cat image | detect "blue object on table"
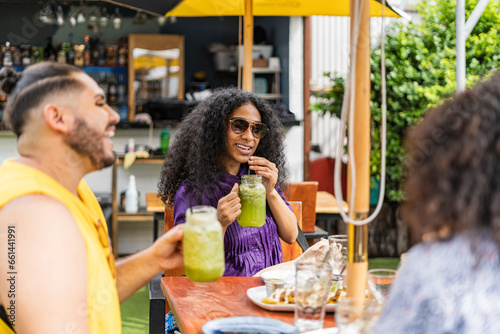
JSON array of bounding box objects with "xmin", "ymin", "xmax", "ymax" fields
[{"xmin": 202, "ymin": 316, "xmax": 298, "ymax": 334}]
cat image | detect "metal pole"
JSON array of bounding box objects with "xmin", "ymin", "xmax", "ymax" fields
[
  {"xmin": 456, "ymin": 0, "xmax": 466, "ymax": 92},
  {"xmin": 243, "ymin": 0, "xmax": 254, "ymax": 92},
  {"xmin": 346, "ymin": 0, "xmax": 370, "ymax": 300},
  {"xmin": 464, "ymin": 0, "xmax": 490, "ymax": 38}
]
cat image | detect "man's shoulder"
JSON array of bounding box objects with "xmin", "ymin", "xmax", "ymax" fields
[{"xmin": 0, "ymin": 194, "xmax": 75, "ymax": 229}]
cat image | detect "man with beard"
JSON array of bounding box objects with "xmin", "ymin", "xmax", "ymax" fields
[{"xmin": 0, "ymin": 62, "xmax": 183, "ymax": 333}]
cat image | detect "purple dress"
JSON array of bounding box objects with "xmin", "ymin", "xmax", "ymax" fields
[{"xmin": 174, "ymin": 164, "xmax": 291, "ymax": 276}]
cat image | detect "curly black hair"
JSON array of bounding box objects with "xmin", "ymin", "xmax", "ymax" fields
[
  {"xmin": 158, "ymin": 88, "xmax": 289, "ymax": 206},
  {"xmin": 403, "ymin": 72, "xmax": 500, "ymax": 244}
]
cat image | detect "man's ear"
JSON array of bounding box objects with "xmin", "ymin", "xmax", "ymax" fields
[{"xmin": 42, "ymin": 104, "xmax": 71, "ymax": 134}]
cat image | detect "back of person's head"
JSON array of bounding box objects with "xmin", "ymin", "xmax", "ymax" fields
[
  {"xmin": 403, "ymin": 73, "xmax": 500, "ymax": 244},
  {"xmin": 0, "ymin": 62, "xmax": 84, "ymax": 137}
]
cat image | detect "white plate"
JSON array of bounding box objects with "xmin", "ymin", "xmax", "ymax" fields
[
  {"xmin": 246, "ymin": 286, "xmax": 337, "ymax": 312},
  {"xmin": 260, "ymin": 270, "xmax": 296, "ymax": 286},
  {"xmin": 202, "ymin": 316, "xmax": 298, "ymax": 334}
]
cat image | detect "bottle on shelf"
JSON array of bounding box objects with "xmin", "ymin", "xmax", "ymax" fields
[
  {"xmin": 83, "ymin": 35, "xmax": 91, "ymax": 67},
  {"xmin": 99, "ymin": 72, "xmax": 109, "ymax": 100},
  {"xmin": 12, "ymin": 45, "xmax": 22, "ymax": 66},
  {"xmin": 57, "ymin": 43, "xmax": 67, "ymax": 64},
  {"xmin": 117, "ymin": 37, "xmax": 128, "ymax": 67},
  {"xmin": 117, "ymin": 73, "xmax": 126, "ymax": 104},
  {"xmin": 160, "ymin": 129, "xmax": 170, "ymax": 155},
  {"xmin": 108, "ymin": 73, "xmax": 118, "ymax": 106},
  {"xmin": 66, "ymin": 33, "xmax": 75, "ymax": 65},
  {"xmin": 44, "ymin": 37, "xmax": 56, "ymax": 62},
  {"xmin": 21, "ymin": 44, "xmax": 31, "ymax": 66},
  {"xmin": 2, "ymin": 42, "xmax": 13, "ymax": 67},
  {"xmin": 125, "ymin": 175, "xmax": 139, "ymax": 213}
]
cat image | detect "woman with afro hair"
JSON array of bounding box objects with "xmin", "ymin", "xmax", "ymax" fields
[{"xmin": 158, "ymin": 88, "xmax": 298, "ymax": 276}]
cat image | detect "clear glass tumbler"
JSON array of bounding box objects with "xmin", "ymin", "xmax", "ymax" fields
[{"xmin": 294, "ymin": 262, "xmax": 332, "ymax": 332}]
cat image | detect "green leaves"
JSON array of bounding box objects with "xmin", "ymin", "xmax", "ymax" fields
[{"xmin": 310, "ymin": 0, "xmax": 500, "ymax": 203}]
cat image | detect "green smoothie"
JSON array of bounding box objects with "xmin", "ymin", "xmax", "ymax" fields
[
  {"xmin": 238, "ymin": 175, "xmax": 266, "ymax": 227},
  {"xmin": 183, "ymin": 206, "xmax": 225, "ymax": 283}
]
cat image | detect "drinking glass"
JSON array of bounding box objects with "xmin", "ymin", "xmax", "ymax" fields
[
  {"xmin": 68, "ymin": 6, "xmax": 78, "ymax": 27},
  {"xmin": 56, "ymin": 6, "xmax": 65, "ymax": 26},
  {"xmin": 238, "ymin": 175, "xmax": 266, "ymax": 227},
  {"xmin": 335, "ymin": 297, "xmax": 382, "ymax": 334},
  {"xmin": 294, "ymin": 262, "xmax": 332, "ymax": 333},
  {"xmin": 112, "ymin": 8, "xmax": 122, "ymax": 30},
  {"xmin": 99, "ymin": 7, "xmax": 109, "ymax": 27},
  {"xmin": 367, "ymin": 268, "xmax": 396, "ymax": 304},
  {"xmin": 183, "ymin": 206, "xmax": 225, "ymax": 283},
  {"xmin": 328, "ymin": 234, "xmax": 348, "ymax": 279}
]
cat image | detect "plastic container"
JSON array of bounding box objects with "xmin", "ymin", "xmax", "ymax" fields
[
  {"xmin": 125, "ymin": 175, "xmax": 139, "ymax": 213},
  {"xmin": 238, "ymin": 175, "xmax": 266, "ymax": 227},
  {"xmin": 183, "ymin": 206, "xmax": 225, "ymax": 283},
  {"xmin": 160, "ymin": 129, "xmax": 170, "ymax": 155}
]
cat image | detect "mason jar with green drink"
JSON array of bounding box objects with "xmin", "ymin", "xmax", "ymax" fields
[
  {"xmin": 238, "ymin": 174, "xmax": 266, "ymax": 227},
  {"xmin": 183, "ymin": 205, "xmax": 225, "ymax": 282}
]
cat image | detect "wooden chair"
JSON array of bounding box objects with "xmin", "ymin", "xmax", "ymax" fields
[
  {"xmin": 286, "ymin": 181, "xmax": 319, "ymax": 232},
  {"xmin": 280, "ymin": 201, "xmax": 304, "ymax": 262}
]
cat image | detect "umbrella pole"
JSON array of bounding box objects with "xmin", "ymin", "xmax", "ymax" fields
[
  {"xmin": 242, "ymin": 0, "xmax": 254, "ymax": 92},
  {"xmin": 346, "ymin": 0, "xmax": 370, "ymax": 300}
]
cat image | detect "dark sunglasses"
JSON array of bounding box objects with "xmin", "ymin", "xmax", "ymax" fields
[{"xmin": 229, "ymin": 117, "xmax": 269, "ymax": 138}]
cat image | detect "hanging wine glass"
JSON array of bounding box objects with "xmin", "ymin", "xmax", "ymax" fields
[
  {"xmin": 68, "ymin": 6, "xmax": 78, "ymax": 27},
  {"xmin": 77, "ymin": 7, "xmax": 86, "ymax": 24},
  {"xmin": 56, "ymin": 6, "xmax": 65, "ymax": 26},
  {"xmin": 88, "ymin": 7, "xmax": 99, "ymax": 24},
  {"xmin": 112, "ymin": 8, "xmax": 122, "ymax": 30},
  {"xmin": 38, "ymin": 4, "xmax": 56, "ymax": 25},
  {"xmin": 133, "ymin": 10, "xmax": 148, "ymax": 25},
  {"xmin": 99, "ymin": 7, "xmax": 109, "ymax": 27},
  {"xmin": 157, "ymin": 15, "xmax": 167, "ymax": 26}
]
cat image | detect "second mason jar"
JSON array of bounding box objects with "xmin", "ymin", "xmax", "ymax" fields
[
  {"xmin": 238, "ymin": 174, "xmax": 266, "ymax": 227},
  {"xmin": 183, "ymin": 205, "xmax": 225, "ymax": 283}
]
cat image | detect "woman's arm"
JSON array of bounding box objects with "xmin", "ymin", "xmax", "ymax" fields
[{"xmin": 249, "ymin": 156, "xmax": 298, "ymax": 243}]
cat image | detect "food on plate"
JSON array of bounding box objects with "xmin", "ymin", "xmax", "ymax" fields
[{"xmin": 262, "ymin": 284, "xmax": 346, "ymax": 305}]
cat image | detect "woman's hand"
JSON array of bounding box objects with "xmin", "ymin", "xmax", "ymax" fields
[
  {"xmin": 217, "ymin": 183, "xmax": 241, "ymax": 230},
  {"xmin": 248, "ymin": 156, "xmax": 278, "ymax": 193}
]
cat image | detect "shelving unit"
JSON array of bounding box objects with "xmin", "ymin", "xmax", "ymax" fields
[
  {"xmin": 111, "ymin": 154, "xmax": 164, "ymax": 257},
  {"xmin": 215, "ymin": 67, "xmax": 282, "ymax": 103}
]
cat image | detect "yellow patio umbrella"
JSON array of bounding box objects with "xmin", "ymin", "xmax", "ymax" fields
[
  {"xmin": 167, "ymin": 0, "xmax": 401, "ymax": 17},
  {"xmin": 166, "ymin": 0, "xmax": 402, "ymax": 91}
]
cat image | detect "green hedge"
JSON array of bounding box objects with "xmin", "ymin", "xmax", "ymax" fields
[{"xmin": 311, "ymin": 0, "xmax": 500, "ymax": 203}]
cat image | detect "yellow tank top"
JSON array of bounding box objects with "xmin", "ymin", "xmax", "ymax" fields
[{"xmin": 0, "ymin": 159, "xmax": 121, "ymax": 333}]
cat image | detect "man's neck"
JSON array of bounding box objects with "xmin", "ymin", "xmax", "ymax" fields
[{"xmin": 15, "ymin": 154, "xmax": 89, "ymax": 197}]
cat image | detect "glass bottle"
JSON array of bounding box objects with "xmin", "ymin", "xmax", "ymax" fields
[
  {"xmin": 44, "ymin": 37, "xmax": 56, "ymax": 62},
  {"xmin": 183, "ymin": 206, "xmax": 225, "ymax": 283},
  {"xmin": 83, "ymin": 35, "xmax": 91, "ymax": 67},
  {"xmin": 2, "ymin": 42, "xmax": 13, "ymax": 67},
  {"xmin": 238, "ymin": 175, "xmax": 266, "ymax": 227},
  {"xmin": 160, "ymin": 129, "xmax": 170, "ymax": 155},
  {"xmin": 57, "ymin": 43, "xmax": 67, "ymax": 64},
  {"xmin": 108, "ymin": 73, "xmax": 118, "ymax": 105},
  {"xmin": 66, "ymin": 34, "xmax": 75, "ymax": 65}
]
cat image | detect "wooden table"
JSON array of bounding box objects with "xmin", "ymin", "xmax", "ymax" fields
[
  {"xmin": 315, "ymin": 191, "xmax": 349, "ymax": 235},
  {"xmin": 161, "ymin": 276, "xmax": 336, "ymax": 334}
]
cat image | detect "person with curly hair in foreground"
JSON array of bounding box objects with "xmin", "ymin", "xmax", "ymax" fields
[
  {"xmin": 373, "ymin": 73, "xmax": 500, "ymax": 333},
  {"xmin": 158, "ymin": 88, "xmax": 298, "ymax": 277}
]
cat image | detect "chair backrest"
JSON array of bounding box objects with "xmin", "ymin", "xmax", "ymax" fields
[
  {"xmin": 286, "ymin": 181, "xmax": 318, "ymax": 232},
  {"xmin": 310, "ymin": 157, "xmax": 347, "ymax": 197},
  {"xmin": 280, "ymin": 201, "xmax": 304, "ymax": 262},
  {"xmin": 164, "ymin": 204, "xmax": 185, "ymax": 277}
]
